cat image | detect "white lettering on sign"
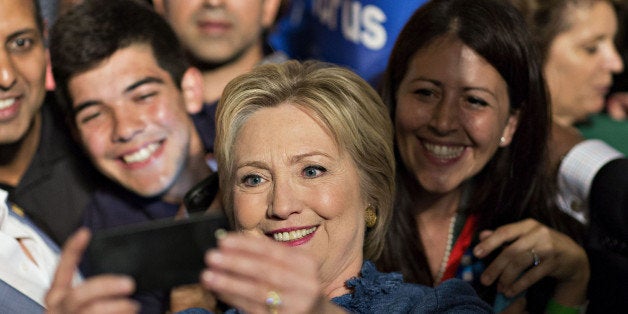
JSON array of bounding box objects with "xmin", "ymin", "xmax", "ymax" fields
[{"xmin": 313, "ymin": 0, "xmax": 387, "ymax": 51}]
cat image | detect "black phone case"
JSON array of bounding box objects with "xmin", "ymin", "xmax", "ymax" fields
[{"xmin": 85, "ymin": 213, "xmax": 230, "ymax": 291}]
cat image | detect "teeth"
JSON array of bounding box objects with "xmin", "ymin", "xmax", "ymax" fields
[
  {"xmin": 273, "ymin": 227, "xmax": 317, "ymax": 242},
  {"xmin": 122, "ymin": 143, "xmax": 160, "ymax": 163},
  {"xmin": 424, "ymin": 142, "xmax": 464, "ymax": 159},
  {"xmin": 0, "ymin": 98, "xmax": 16, "ymax": 110}
]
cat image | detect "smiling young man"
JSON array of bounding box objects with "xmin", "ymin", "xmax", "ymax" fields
[{"xmin": 49, "ymin": 0, "xmax": 214, "ymax": 311}]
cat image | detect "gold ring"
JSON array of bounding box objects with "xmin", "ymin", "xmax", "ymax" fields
[
  {"xmin": 265, "ymin": 290, "xmax": 282, "ymax": 314},
  {"xmin": 530, "ymin": 249, "xmax": 541, "ymax": 267}
]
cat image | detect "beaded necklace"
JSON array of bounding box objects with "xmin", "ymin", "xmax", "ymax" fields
[{"xmin": 434, "ymin": 213, "xmax": 457, "ymax": 284}]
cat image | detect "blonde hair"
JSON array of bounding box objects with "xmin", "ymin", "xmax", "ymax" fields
[{"xmin": 215, "ymin": 60, "xmax": 395, "ymax": 260}]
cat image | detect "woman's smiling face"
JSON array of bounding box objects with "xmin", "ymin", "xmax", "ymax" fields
[
  {"xmin": 231, "ymin": 102, "xmax": 366, "ymax": 286},
  {"xmin": 395, "ymin": 35, "xmax": 518, "ymax": 195}
]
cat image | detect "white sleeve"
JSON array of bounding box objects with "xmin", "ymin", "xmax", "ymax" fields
[{"xmin": 556, "ymin": 139, "xmax": 624, "ymax": 223}]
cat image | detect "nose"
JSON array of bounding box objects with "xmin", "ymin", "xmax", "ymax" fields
[
  {"xmin": 0, "ymin": 51, "xmax": 17, "ymax": 91},
  {"xmin": 203, "ymin": 0, "xmax": 224, "ymax": 7},
  {"xmin": 268, "ymin": 176, "xmax": 301, "ymax": 219},
  {"xmin": 111, "ymin": 106, "xmax": 146, "ymax": 142},
  {"xmin": 606, "ymin": 44, "xmax": 624, "ymax": 74},
  {"xmin": 428, "ymin": 95, "xmax": 459, "ymax": 136}
]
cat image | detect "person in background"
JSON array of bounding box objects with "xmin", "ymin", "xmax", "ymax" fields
[
  {"xmin": 511, "ymin": 0, "xmax": 628, "ymax": 311},
  {"xmin": 0, "ymin": 0, "xmax": 98, "ymax": 246},
  {"xmin": 605, "ymin": 0, "xmax": 627, "ymax": 120},
  {"xmin": 512, "ymin": 0, "xmax": 627, "ymax": 154},
  {"xmin": 49, "ymin": 0, "xmax": 214, "ymax": 311},
  {"xmin": 375, "ymin": 0, "xmax": 589, "ymax": 313},
  {"xmin": 152, "ymin": 0, "xmax": 288, "ymax": 157}
]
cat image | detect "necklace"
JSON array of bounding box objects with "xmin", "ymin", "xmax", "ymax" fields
[{"xmin": 434, "ymin": 213, "xmax": 457, "ymax": 284}]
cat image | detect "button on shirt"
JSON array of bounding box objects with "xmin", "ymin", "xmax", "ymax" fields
[{"xmin": 0, "ymin": 189, "xmax": 79, "ymax": 307}]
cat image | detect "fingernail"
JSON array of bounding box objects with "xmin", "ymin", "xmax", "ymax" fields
[
  {"xmin": 474, "ymin": 247, "xmax": 484, "ymax": 257},
  {"xmin": 207, "ymin": 251, "xmax": 223, "ymax": 265},
  {"xmin": 120, "ymin": 276, "xmax": 135, "ymax": 290},
  {"xmin": 202, "ymin": 270, "xmax": 214, "ymax": 283},
  {"xmin": 481, "ymin": 274, "xmax": 491, "ymax": 285},
  {"xmin": 215, "ymin": 228, "xmax": 227, "ymax": 240}
]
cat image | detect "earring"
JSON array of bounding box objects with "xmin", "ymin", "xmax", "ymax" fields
[
  {"xmin": 499, "ymin": 136, "xmax": 506, "ymax": 145},
  {"xmin": 365, "ymin": 205, "xmax": 377, "ymax": 228}
]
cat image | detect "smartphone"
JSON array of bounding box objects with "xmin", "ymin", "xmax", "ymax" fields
[{"xmin": 85, "ymin": 212, "xmax": 230, "ymax": 291}]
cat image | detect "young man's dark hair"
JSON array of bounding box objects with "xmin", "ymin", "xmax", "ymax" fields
[{"xmin": 50, "ymin": 0, "xmax": 189, "ymax": 128}]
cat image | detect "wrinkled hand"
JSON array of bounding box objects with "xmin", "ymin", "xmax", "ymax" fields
[
  {"xmin": 45, "ymin": 228, "xmax": 139, "ymax": 314},
  {"xmin": 199, "ymin": 233, "xmax": 346, "ymax": 314},
  {"xmin": 473, "ymin": 219, "xmax": 589, "ymax": 307},
  {"xmin": 607, "ymin": 92, "xmax": 628, "ymax": 121}
]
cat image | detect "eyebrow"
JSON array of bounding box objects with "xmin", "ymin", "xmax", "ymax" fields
[
  {"xmin": 235, "ymin": 151, "xmax": 333, "ymax": 169},
  {"xmin": 73, "ymin": 76, "xmax": 165, "ymax": 115},
  {"xmin": 412, "ymin": 77, "xmax": 497, "ymax": 98},
  {"xmin": 463, "ymin": 86, "xmax": 497, "ymax": 98},
  {"xmin": 7, "ymin": 28, "xmax": 39, "ymax": 42},
  {"xmin": 289, "ymin": 151, "xmax": 332, "ymax": 164}
]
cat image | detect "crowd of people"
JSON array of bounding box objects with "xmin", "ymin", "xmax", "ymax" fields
[{"xmin": 0, "ymin": 0, "xmax": 626, "ymax": 313}]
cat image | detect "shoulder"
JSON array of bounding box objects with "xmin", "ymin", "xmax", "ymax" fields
[
  {"xmin": 593, "ymin": 157, "xmax": 628, "ymax": 188},
  {"xmin": 334, "ymin": 261, "xmax": 491, "ymax": 313},
  {"xmin": 422, "ymin": 279, "xmax": 492, "ymax": 312},
  {"xmin": 590, "ymin": 157, "xmax": 628, "ymax": 246}
]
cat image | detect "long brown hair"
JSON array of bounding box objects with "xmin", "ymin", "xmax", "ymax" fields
[{"xmin": 376, "ymin": 0, "xmax": 581, "ymax": 310}]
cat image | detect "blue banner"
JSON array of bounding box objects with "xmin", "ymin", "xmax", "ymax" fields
[{"xmin": 270, "ymin": 0, "xmax": 428, "ymax": 86}]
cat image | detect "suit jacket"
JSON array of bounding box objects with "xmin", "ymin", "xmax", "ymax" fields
[
  {"xmin": 0, "ymin": 200, "xmax": 62, "ymax": 311},
  {"xmin": 0, "ymin": 280, "xmax": 45, "ymax": 313},
  {"xmin": 11, "ymin": 93, "xmax": 100, "ymax": 245},
  {"xmin": 586, "ymin": 158, "xmax": 628, "ymax": 313}
]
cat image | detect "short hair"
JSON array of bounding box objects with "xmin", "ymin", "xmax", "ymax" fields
[
  {"xmin": 215, "ymin": 60, "xmax": 395, "ymax": 260},
  {"xmin": 509, "ymin": 0, "xmax": 620, "ymax": 62},
  {"xmin": 49, "ymin": 0, "xmax": 188, "ymax": 127},
  {"xmin": 378, "ymin": 0, "xmax": 559, "ymax": 288}
]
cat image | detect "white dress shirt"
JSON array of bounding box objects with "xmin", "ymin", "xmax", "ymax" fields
[
  {"xmin": 557, "ymin": 139, "xmax": 624, "ymax": 223},
  {"xmin": 0, "ymin": 189, "xmax": 80, "ymax": 307}
]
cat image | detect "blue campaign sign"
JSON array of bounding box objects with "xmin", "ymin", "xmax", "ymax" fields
[{"xmin": 270, "ymin": 0, "xmax": 428, "ymax": 86}]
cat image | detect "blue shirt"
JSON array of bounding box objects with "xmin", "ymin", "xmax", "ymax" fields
[{"xmin": 180, "ymin": 261, "xmax": 492, "ymax": 313}]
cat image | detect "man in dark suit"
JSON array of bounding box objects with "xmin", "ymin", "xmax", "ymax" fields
[
  {"xmin": 0, "ymin": 0, "xmax": 98, "ymax": 246},
  {"xmin": 586, "ymin": 157, "xmax": 628, "ymax": 313},
  {"xmin": 551, "ymin": 123, "xmax": 628, "ymax": 313}
]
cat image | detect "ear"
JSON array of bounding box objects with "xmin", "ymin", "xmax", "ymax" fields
[
  {"xmin": 45, "ymin": 49, "xmax": 56, "ymax": 90},
  {"xmin": 152, "ymin": 0, "xmax": 166, "ymax": 15},
  {"xmin": 181, "ymin": 67, "xmax": 204, "ymax": 115},
  {"xmin": 499, "ymin": 110, "xmax": 520, "ymax": 147},
  {"xmin": 262, "ymin": 0, "xmax": 282, "ymax": 29}
]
